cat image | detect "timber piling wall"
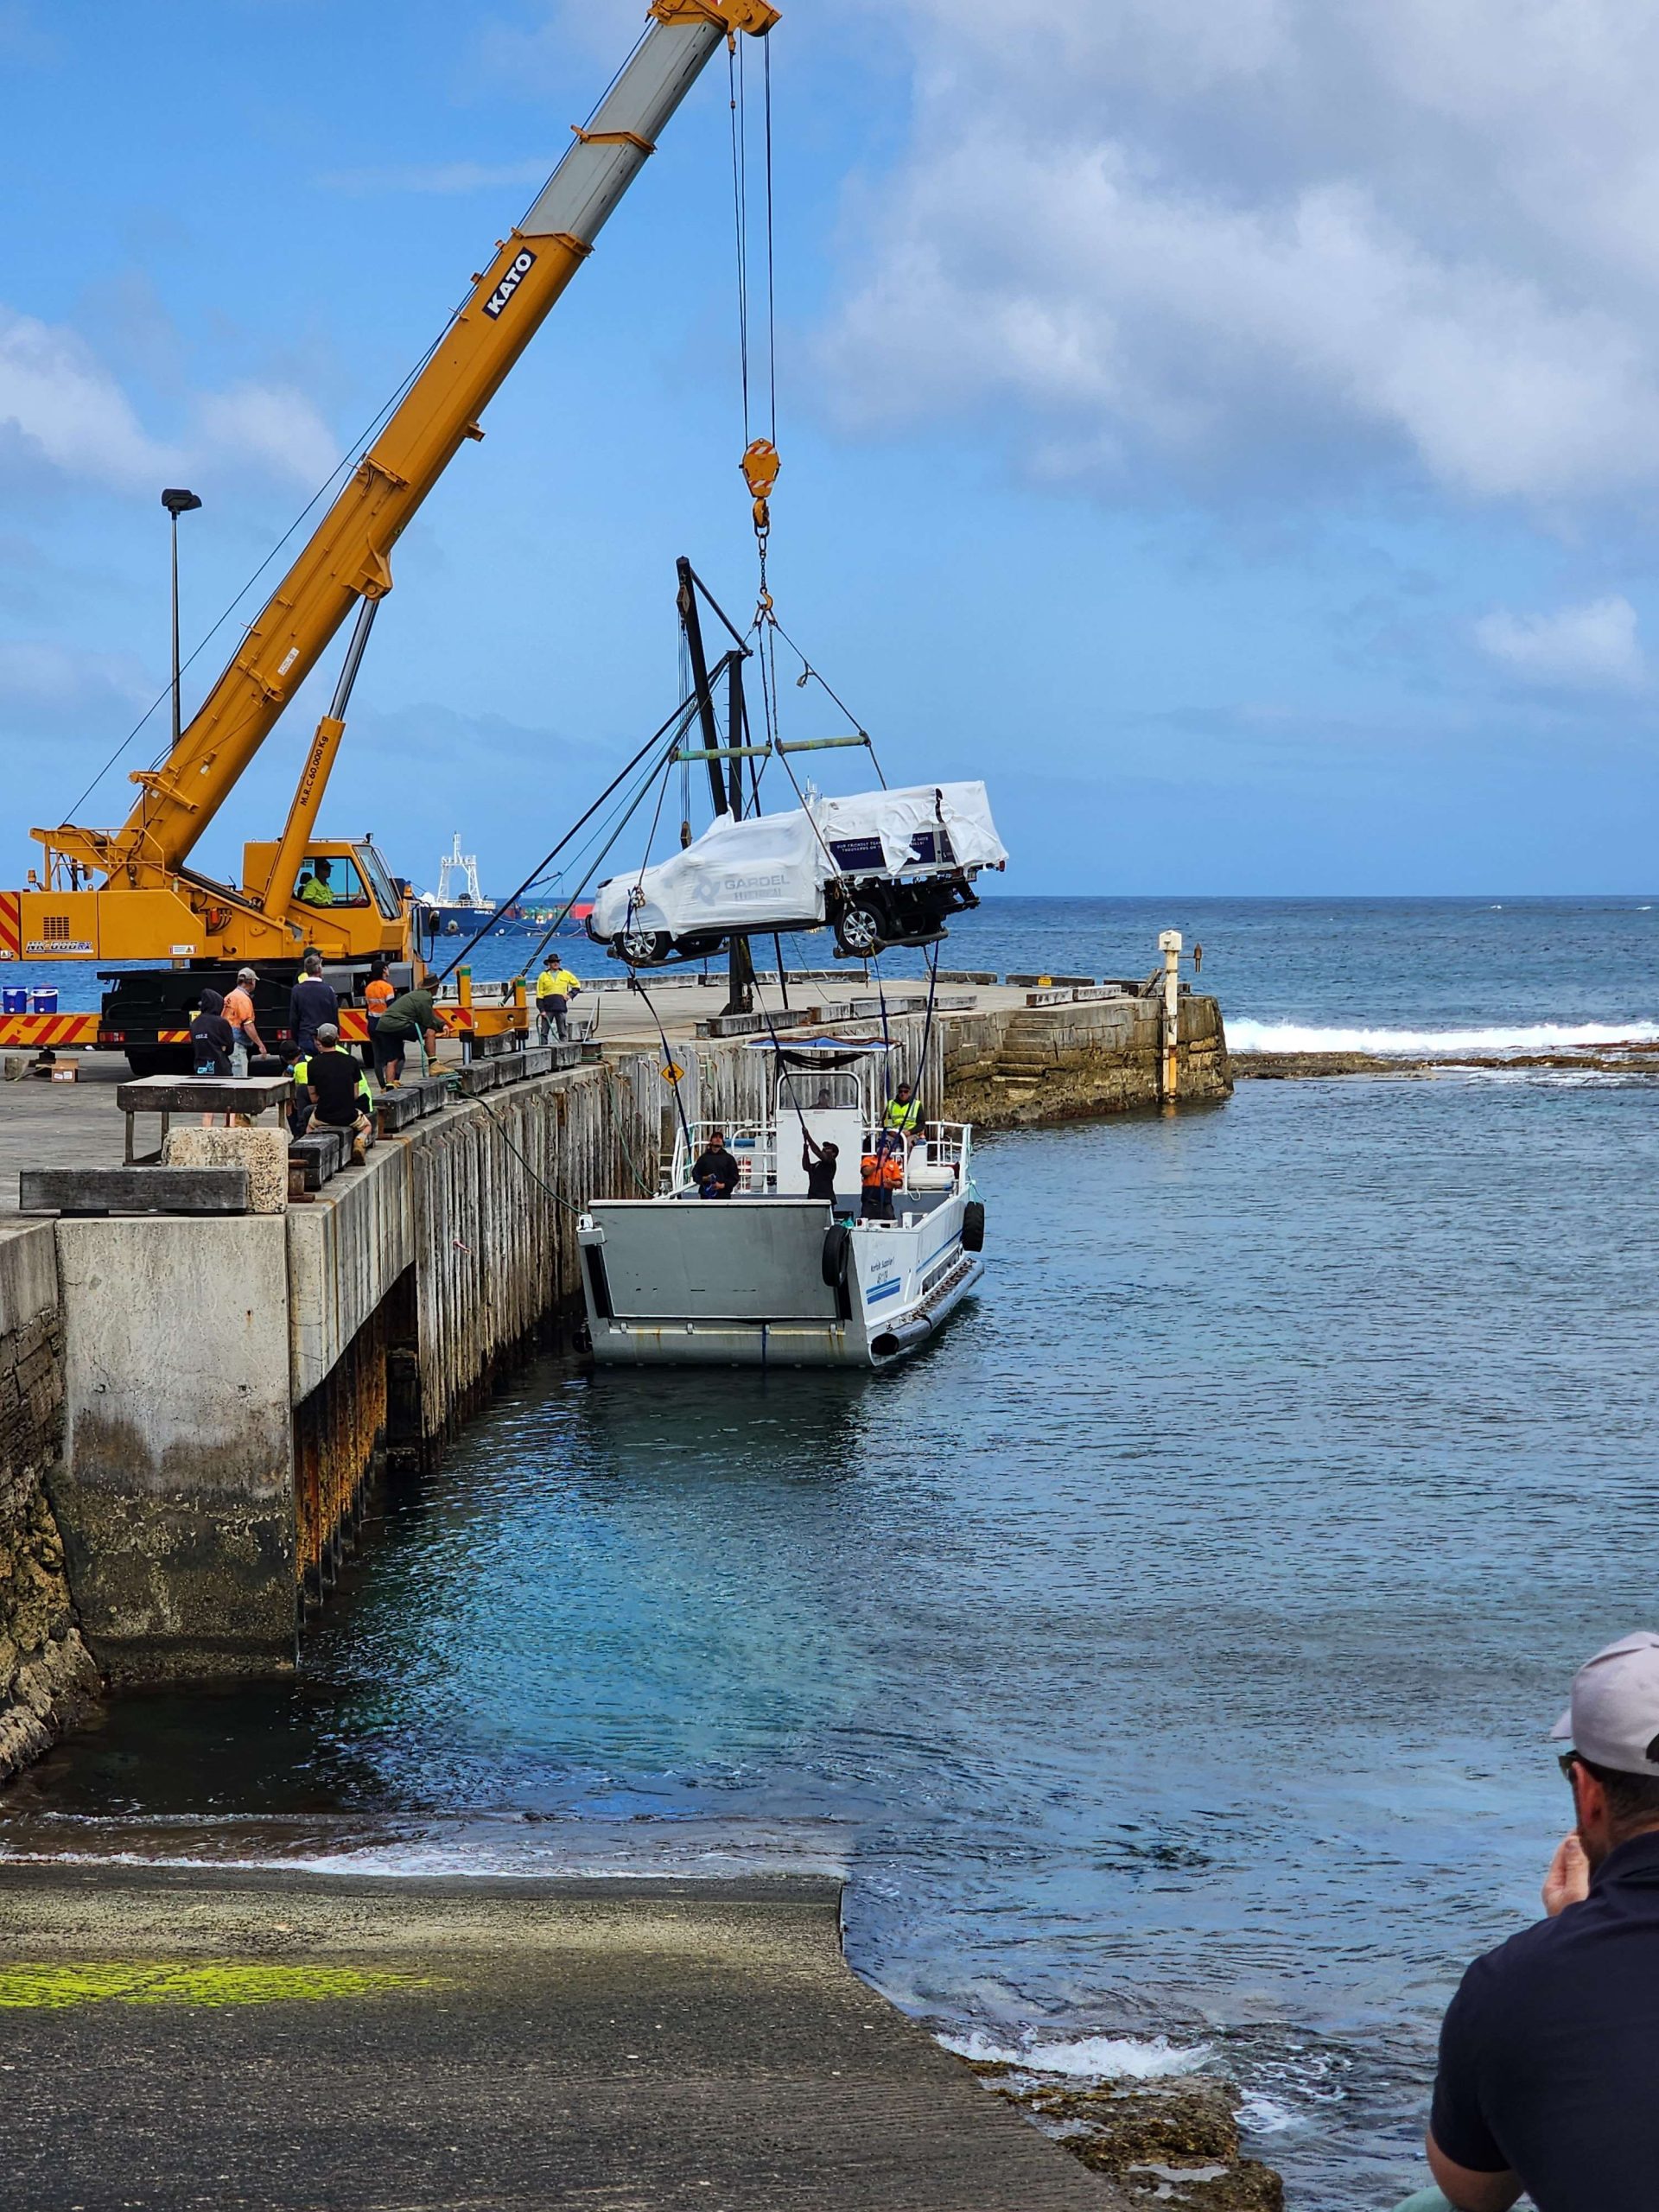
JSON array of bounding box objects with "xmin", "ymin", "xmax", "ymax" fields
[{"xmin": 0, "ymin": 992, "xmax": 1224, "ymax": 1778}]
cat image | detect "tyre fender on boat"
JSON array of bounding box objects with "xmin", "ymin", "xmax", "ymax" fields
[
  {"xmin": 962, "ymin": 1199, "xmax": 986, "ymax": 1253},
  {"xmin": 821, "ymin": 1222, "xmax": 853, "ymax": 1288}
]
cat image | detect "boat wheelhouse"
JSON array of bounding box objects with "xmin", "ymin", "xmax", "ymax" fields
[{"xmin": 576, "ymin": 1041, "xmax": 984, "ymax": 1368}]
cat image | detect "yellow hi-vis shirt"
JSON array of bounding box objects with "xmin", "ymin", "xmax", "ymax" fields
[
  {"xmin": 537, "ymin": 968, "xmax": 579, "ymax": 999},
  {"xmin": 882, "ymin": 1096, "xmax": 921, "ymax": 1135}
]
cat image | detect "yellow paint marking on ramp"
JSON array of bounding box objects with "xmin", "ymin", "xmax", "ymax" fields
[{"xmin": 0, "ymin": 1962, "xmax": 445, "ymax": 2008}]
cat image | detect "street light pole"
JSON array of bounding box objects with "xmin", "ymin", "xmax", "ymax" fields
[{"xmin": 161, "ymin": 488, "xmax": 202, "ymax": 750}]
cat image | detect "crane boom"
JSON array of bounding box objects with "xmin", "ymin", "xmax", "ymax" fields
[{"xmin": 33, "ymin": 0, "xmax": 779, "ymax": 912}]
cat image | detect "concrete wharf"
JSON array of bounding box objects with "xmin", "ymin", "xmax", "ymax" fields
[
  {"xmin": 0, "ymin": 1863, "xmax": 1123, "ymax": 2210},
  {"xmin": 0, "ymin": 965, "xmax": 1227, "ymax": 1762}
]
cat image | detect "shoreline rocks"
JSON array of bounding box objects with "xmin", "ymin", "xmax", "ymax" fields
[
  {"xmin": 960, "ymin": 2058, "xmax": 1283, "ymax": 2209},
  {"xmin": 1233, "ymin": 1045, "xmax": 1659, "ymax": 1082}
]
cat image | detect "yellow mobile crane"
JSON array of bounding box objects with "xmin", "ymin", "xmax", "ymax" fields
[{"xmin": 0, "ymin": 0, "xmax": 779, "ymax": 1068}]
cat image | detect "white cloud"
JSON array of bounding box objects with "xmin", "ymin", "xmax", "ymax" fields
[
  {"xmin": 823, "ymin": 0, "xmax": 1659, "ymax": 508},
  {"xmin": 0, "ymin": 310, "xmax": 175, "ymax": 490},
  {"xmin": 1474, "ymin": 596, "xmax": 1645, "ymax": 690},
  {"xmin": 0, "ymin": 307, "xmax": 338, "ymax": 495}
]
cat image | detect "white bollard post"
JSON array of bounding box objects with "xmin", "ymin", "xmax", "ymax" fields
[{"xmin": 1158, "ymin": 929, "xmax": 1182, "ymax": 1105}]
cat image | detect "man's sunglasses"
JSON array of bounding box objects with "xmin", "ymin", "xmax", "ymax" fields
[{"xmin": 1558, "ymin": 1751, "xmax": 1581, "ymax": 1781}]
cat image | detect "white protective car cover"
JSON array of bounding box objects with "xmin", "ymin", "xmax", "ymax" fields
[
  {"xmin": 589, "ymin": 780, "xmax": 1007, "ymax": 942},
  {"xmin": 811, "ymin": 781, "xmax": 1007, "ymax": 874},
  {"xmin": 590, "ymin": 806, "xmax": 828, "ymax": 941}
]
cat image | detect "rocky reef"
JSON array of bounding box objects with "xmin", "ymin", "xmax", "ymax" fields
[{"xmin": 963, "ymin": 2059, "xmax": 1282, "ymax": 2210}]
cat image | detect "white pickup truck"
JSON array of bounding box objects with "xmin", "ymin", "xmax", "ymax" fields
[{"xmin": 588, "ymin": 781, "xmax": 1007, "ymax": 966}]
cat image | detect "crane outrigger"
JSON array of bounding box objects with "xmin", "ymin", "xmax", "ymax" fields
[{"xmin": 0, "ymin": 0, "xmax": 779, "ymax": 1063}]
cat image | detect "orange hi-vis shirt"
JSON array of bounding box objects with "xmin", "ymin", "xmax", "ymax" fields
[
  {"xmin": 861, "ymin": 1151, "xmax": 903, "ymax": 1190},
  {"xmin": 222, "ymin": 987, "xmax": 255, "ymax": 1028},
  {"xmin": 365, "ymin": 978, "xmax": 395, "ymax": 1014}
]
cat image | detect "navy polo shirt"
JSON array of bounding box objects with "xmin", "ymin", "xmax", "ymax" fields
[{"xmin": 1431, "ymin": 1827, "xmax": 1659, "ymax": 2211}]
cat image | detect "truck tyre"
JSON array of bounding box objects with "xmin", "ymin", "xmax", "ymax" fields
[
  {"xmin": 962, "ymin": 1199, "xmax": 985, "ymax": 1253},
  {"xmin": 834, "ymin": 893, "xmax": 891, "ymax": 957}
]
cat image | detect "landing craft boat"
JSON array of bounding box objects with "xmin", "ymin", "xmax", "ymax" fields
[{"xmin": 577, "ymin": 1042, "xmax": 984, "ymax": 1368}]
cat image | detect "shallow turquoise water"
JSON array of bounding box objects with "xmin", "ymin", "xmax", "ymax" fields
[{"xmin": 12, "ymin": 1065, "xmax": 1659, "ymax": 2209}]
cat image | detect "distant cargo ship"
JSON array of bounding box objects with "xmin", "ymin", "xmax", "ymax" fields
[
  {"xmin": 415, "ymin": 832, "xmax": 499, "ymax": 937},
  {"xmin": 414, "ymin": 836, "xmax": 592, "ymax": 938}
]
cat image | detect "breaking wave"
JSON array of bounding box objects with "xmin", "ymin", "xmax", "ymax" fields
[
  {"xmin": 1228, "ymin": 1018, "xmax": 1659, "ymax": 1057},
  {"xmin": 939, "ymin": 2028, "xmax": 1212, "ymax": 2079}
]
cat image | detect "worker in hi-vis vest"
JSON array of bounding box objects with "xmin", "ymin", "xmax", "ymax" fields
[
  {"xmin": 535, "ymin": 963, "xmax": 581, "ymax": 1043},
  {"xmin": 882, "ymin": 1083, "xmax": 923, "ymax": 1146}
]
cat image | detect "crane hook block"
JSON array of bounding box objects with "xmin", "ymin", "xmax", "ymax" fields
[{"xmin": 742, "ymin": 438, "xmax": 780, "ymax": 534}]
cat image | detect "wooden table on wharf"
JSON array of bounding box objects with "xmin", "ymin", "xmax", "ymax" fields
[{"xmin": 113, "ymin": 1073, "xmax": 291, "ymax": 1163}]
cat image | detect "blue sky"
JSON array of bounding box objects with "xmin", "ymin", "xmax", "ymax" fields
[{"xmin": 2, "ymin": 0, "xmax": 1657, "ymax": 896}]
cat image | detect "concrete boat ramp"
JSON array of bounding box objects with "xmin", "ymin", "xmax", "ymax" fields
[{"xmin": 0, "ymin": 1863, "xmax": 1120, "ymax": 2210}]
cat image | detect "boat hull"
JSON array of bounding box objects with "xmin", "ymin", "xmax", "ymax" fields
[{"xmin": 577, "ymin": 1193, "xmax": 982, "ymax": 1370}]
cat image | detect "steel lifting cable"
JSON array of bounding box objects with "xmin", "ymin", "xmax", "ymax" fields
[
  {"xmin": 510, "ymin": 748, "xmax": 682, "ymax": 984},
  {"xmin": 728, "ymin": 38, "xmax": 752, "ymax": 454},
  {"xmin": 429, "ymin": 681, "xmax": 715, "ymax": 984},
  {"xmin": 629, "ymin": 974, "xmax": 696, "ymax": 1158},
  {"xmin": 763, "ymin": 34, "xmax": 778, "ymax": 449}
]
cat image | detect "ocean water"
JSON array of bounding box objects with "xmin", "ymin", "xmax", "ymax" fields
[{"xmin": 6, "ymin": 897, "xmax": 1659, "ymax": 2209}]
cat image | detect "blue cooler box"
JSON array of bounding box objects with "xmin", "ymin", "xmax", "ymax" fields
[
  {"xmin": 30, "ymin": 989, "xmax": 58, "ymax": 1015},
  {"xmin": 1, "ymin": 988, "xmax": 26, "ymax": 1016}
]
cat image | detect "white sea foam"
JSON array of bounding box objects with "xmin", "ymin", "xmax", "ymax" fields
[
  {"xmin": 1228, "ymin": 1018, "xmax": 1659, "ymax": 1057},
  {"xmin": 1237, "ymin": 2090, "xmax": 1301, "ymax": 2136},
  {"xmin": 939, "ymin": 2029, "xmax": 1212, "ymax": 2080}
]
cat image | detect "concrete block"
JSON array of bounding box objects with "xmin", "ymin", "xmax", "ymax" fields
[
  {"xmin": 0, "ymin": 1224, "xmax": 60, "ymax": 1339},
  {"xmin": 457, "ymin": 1058, "xmax": 503, "ymax": 1096},
  {"xmin": 696, "ymin": 1014, "xmax": 765, "ymax": 1039},
  {"xmin": 52, "ymin": 1214, "xmax": 296, "ymax": 1677},
  {"xmin": 162, "ymin": 1126, "xmax": 289, "ymax": 1214}
]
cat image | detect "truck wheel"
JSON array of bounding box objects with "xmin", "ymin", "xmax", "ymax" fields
[
  {"xmin": 834, "ymin": 894, "xmax": 890, "ymax": 957},
  {"xmin": 962, "ymin": 1200, "xmax": 985, "ymax": 1253},
  {"xmin": 615, "ymin": 927, "xmax": 671, "ymax": 967}
]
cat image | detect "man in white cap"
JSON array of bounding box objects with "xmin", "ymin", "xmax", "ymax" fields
[{"xmin": 1409, "ymin": 1630, "xmax": 1659, "ymax": 2212}]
